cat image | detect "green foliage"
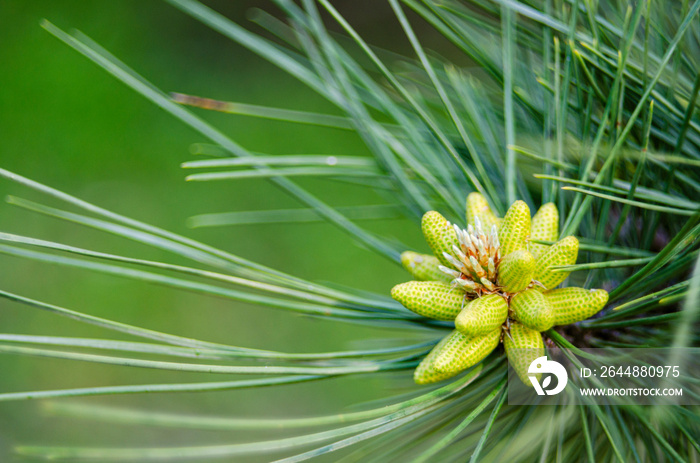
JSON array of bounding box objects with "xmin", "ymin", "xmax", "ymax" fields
[{"xmin": 1, "ymin": 0, "xmax": 699, "ymax": 461}]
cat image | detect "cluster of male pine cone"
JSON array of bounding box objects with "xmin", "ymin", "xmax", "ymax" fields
[{"xmin": 392, "ymin": 194, "xmax": 608, "ymax": 385}]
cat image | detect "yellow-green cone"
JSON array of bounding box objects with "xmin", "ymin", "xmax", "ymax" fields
[
  {"xmin": 510, "ymin": 288, "xmax": 555, "ymax": 332},
  {"xmin": 466, "ymin": 192, "xmax": 500, "ymax": 230},
  {"xmin": 400, "ymin": 251, "xmax": 451, "ymax": 283},
  {"xmin": 497, "ymin": 249, "xmax": 536, "ymax": 293},
  {"xmin": 455, "ymin": 294, "xmax": 508, "ymax": 337},
  {"xmin": 505, "ymin": 322, "xmax": 544, "ymax": 386},
  {"xmin": 534, "ymin": 236, "xmax": 579, "ymax": 289},
  {"xmin": 391, "ymin": 281, "xmax": 465, "ymax": 320},
  {"xmin": 530, "ymin": 203, "xmax": 559, "ymax": 260},
  {"xmin": 498, "ymin": 200, "xmax": 531, "ymax": 256},
  {"xmin": 414, "ymin": 335, "xmax": 461, "ymax": 384},
  {"xmin": 434, "ymin": 329, "xmax": 501, "ymax": 375},
  {"xmin": 421, "ymin": 211, "xmax": 460, "ymax": 267},
  {"xmin": 545, "ymin": 287, "xmax": 609, "ymax": 325}
]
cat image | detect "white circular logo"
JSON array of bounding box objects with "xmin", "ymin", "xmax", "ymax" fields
[{"xmin": 528, "ymin": 356, "xmax": 568, "ymax": 395}]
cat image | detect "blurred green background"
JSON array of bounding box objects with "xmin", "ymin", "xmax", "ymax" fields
[{"xmin": 0, "ymin": 1, "xmax": 445, "ymax": 460}]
